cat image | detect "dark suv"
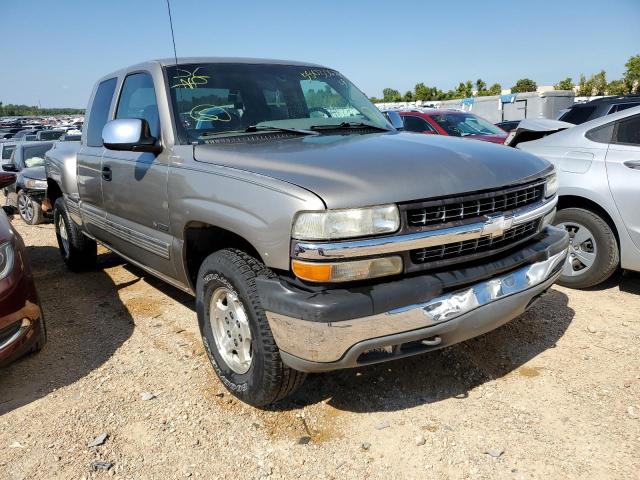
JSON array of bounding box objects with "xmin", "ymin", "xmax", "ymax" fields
[{"xmin": 559, "ymin": 95, "xmax": 640, "ymax": 124}]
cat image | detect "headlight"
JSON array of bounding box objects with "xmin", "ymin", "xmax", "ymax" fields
[
  {"xmin": 0, "ymin": 241, "xmax": 15, "ymax": 280},
  {"xmin": 292, "ymin": 256, "xmax": 403, "ymax": 283},
  {"xmin": 24, "ymin": 178, "xmax": 47, "ymax": 189},
  {"xmin": 545, "ymin": 174, "xmax": 558, "ymax": 198},
  {"xmin": 292, "ymin": 204, "xmax": 400, "ymax": 240}
]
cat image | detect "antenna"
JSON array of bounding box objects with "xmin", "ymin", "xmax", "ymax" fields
[{"xmin": 166, "ymin": 0, "xmax": 178, "ymax": 66}]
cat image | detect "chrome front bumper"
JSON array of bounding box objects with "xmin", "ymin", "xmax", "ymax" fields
[{"xmin": 265, "ymin": 247, "xmax": 568, "ymax": 372}]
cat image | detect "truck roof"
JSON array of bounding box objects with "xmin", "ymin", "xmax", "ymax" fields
[
  {"xmin": 153, "ymin": 57, "xmax": 327, "ymax": 68},
  {"xmin": 97, "ymin": 57, "xmax": 329, "ymax": 84}
]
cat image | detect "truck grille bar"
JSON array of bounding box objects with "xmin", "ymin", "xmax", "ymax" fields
[
  {"xmin": 411, "ymin": 219, "xmax": 540, "ymax": 264},
  {"xmin": 405, "ymin": 181, "xmax": 545, "ymax": 228}
]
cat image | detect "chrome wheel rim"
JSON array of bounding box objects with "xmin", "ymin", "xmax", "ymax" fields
[
  {"xmin": 18, "ymin": 194, "xmax": 33, "ymax": 222},
  {"xmin": 57, "ymin": 213, "xmax": 69, "ymax": 256},
  {"xmin": 557, "ymin": 221, "xmax": 597, "ymax": 277},
  {"xmin": 209, "ymin": 286, "xmax": 252, "ymax": 374}
]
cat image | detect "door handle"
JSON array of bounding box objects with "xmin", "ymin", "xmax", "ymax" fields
[
  {"xmin": 102, "ymin": 165, "xmax": 112, "ymax": 181},
  {"xmin": 623, "ymin": 160, "xmax": 640, "ymax": 170}
]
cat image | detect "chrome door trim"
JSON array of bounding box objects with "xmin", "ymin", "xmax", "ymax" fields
[{"xmin": 81, "ymin": 207, "xmax": 171, "ymax": 259}]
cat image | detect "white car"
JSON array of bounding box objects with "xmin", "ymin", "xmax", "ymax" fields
[{"xmin": 518, "ymin": 106, "xmax": 640, "ymax": 288}]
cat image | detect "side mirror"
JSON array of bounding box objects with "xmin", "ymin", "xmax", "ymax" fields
[
  {"xmin": 383, "ymin": 111, "xmax": 404, "ymax": 131},
  {"xmin": 0, "ymin": 171, "xmax": 16, "ymax": 188},
  {"xmin": 102, "ymin": 118, "xmax": 162, "ymax": 154},
  {"xmin": 2, "ymin": 163, "xmax": 18, "ymax": 173}
]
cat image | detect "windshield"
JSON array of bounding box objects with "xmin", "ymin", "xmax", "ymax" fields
[
  {"xmin": 430, "ymin": 113, "xmax": 505, "ymax": 137},
  {"xmin": 23, "ymin": 144, "xmax": 51, "ymax": 168},
  {"xmin": 166, "ymin": 63, "xmax": 391, "ymax": 142}
]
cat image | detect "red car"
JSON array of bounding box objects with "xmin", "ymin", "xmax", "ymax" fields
[
  {"xmin": 400, "ymin": 109, "xmax": 508, "ymax": 144},
  {"xmin": 0, "ymin": 172, "xmax": 46, "ymax": 367}
]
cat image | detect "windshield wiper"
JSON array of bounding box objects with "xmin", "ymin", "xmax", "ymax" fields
[
  {"xmin": 244, "ymin": 125, "xmax": 318, "ymax": 136},
  {"xmin": 198, "ymin": 125, "xmax": 318, "ymax": 140},
  {"xmin": 310, "ymin": 121, "xmax": 390, "ymax": 132}
]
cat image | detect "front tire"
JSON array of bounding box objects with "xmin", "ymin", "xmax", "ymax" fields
[
  {"xmin": 53, "ymin": 198, "xmax": 97, "ymax": 271},
  {"xmin": 554, "ymin": 208, "xmax": 619, "ymax": 289},
  {"xmin": 18, "ymin": 191, "xmax": 44, "ymax": 225},
  {"xmin": 196, "ymin": 249, "xmax": 306, "ymax": 407}
]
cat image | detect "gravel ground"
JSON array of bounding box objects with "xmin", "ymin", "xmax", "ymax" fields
[{"xmin": 1, "ymin": 218, "xmax": 639, "ymax": 480}]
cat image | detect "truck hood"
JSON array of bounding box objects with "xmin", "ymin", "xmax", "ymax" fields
[{"xmin": 194, "ymin": 132, "xmax": 551, "ymax": 209}]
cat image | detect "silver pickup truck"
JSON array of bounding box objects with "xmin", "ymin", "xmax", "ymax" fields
[{"xmin": 46, "ymin": 57, "xmax": 569, "ymax": 406}]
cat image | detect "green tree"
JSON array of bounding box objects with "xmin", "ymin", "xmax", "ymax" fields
[
  {"xmin": 577, "ymin": 74, "xmax": 592, "ymax": 96},
  {"xmin": 593, "ymin": 70, "xmax": 607, "ymax": 95},
  {"xmin": 487, "ymin": 83, "xmax": 502, "ymax": 95},
  {"xmin": 382, "ymin": 88, "xmax": 402, "ymax": 102},
  {"xmin": 511, "ymin": 78, "xmax": 537, "ymax": 93},
  {"xmin": 414, "ymin": 82, "xmax": 430, "ymax": 101},
  {"xmin": 475, "ymin": 78, "xmax": 487, "ymax": 95},
  {"xmin": 607, "ymin": 79, "xmax": 627, "ymax": 95},
  {"xmin": 623, "ymin": 54, "xmax": 640, "ymax": 93},
  {"xmin": 0, "ymin": 104, "xmax": 84, "ymax": 116},
  {"xmin": 403, "ymin": 90, "xmax": 414, "ymax": 102},
  {"xmin": 555, "ymin": 77, "xmax": 574, "ymax": 90}
]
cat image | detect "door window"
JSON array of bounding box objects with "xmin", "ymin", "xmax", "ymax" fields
[
  {"xmin": 402, "ymin": 115, "xmax": 435, "ymax": 133},
  {"xmin": 86, "ymin": 78, "xmax": 117, "ymax": 147},
  {"xmin": 116, "ymin": 73, "xmax": 160, "ymax": 138},
  {"xmin": 609, "ymin": 102, "xmax": 640, "ymax": 114},
  {"xmin": 613, "ymin": 115, "xmax": 640, "ymax": 146}
]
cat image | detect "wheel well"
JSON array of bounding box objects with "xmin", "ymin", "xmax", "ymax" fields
[
  {"xmin": 46, "ymin": 179, "xmax": 63, "ymax": 204},
  {"xmin": 557, "ymin": 195, "xmax": 620, "ymax": 245},
  {"xmin": 184, "ymin": 223, "xmax": 263, "ymax": 288}
]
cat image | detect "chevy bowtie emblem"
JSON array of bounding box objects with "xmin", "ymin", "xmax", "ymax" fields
[{"xmin": 482, "ymin": 214, "xmax": 513, "ymax": 237}]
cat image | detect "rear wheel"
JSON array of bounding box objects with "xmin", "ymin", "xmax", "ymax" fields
[
  {"xmin": 54, "ymin": 198, "xmax": 97, "ymax": 271},
  {"xmin": 196, "ymin": 248, "xmax": 306, "ymax": 406},
  {"xmin": 18, "ymin": 191, "xmax": 44, "ymax": 225},
  {"xmin": 554, "ymin": 208, "xmax": 619, "ymax": 289}
]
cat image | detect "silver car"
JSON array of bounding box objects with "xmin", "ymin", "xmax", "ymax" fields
[{"xmin": 519, "ymin": 106, "xmax": 640, "ymax": 288}]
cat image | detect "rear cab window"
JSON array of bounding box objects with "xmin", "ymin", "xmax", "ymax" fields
[
  {"xmin": 86, "ymin": 78, "xmax": 118, "ymax": 147},
  {"xmin": 1, "ymin": 145, "xmax": 16, "ymax": 160}
]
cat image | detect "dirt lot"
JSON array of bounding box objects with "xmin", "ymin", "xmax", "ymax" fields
[{"xmin": 1, "ymin": 218, "xmax": 639, "ymax": 480}]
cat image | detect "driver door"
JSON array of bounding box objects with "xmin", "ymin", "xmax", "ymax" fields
[{"xmin": 100, "ymin": 71, "xmax": 174, "ymax": 277}]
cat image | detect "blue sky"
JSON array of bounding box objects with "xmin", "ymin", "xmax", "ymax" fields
[{"xmin": 1, "ymin": 0, "xmax": 639, "ymax": 108}]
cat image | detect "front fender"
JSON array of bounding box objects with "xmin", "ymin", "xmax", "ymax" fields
[{"xmin": 168, "ymin": 163, "xmax": 325, "ymax": 271}]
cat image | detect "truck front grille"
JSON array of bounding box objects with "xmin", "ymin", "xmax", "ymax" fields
[
  {"xmin": 411, "ymin": 219, "xmax": 540, "ymax": 264},
  {"xmin": 406, "ymin": 181, "xmax": 544, "ymax": 228}
]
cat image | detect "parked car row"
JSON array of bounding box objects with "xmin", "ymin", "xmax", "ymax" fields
[{"xmin": 0, "ymin": 117, "xmax": 83, "ymax": 226}]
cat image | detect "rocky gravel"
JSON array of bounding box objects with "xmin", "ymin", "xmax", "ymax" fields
[{"xmin": 1, "ymin": 218, "xmax": 639, "ymax": 479}]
